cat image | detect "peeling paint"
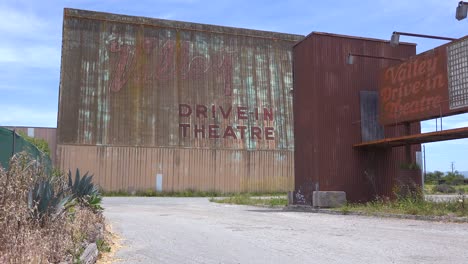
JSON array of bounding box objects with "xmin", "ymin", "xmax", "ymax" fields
[
  {"xmin": 57, "ymin": 9, "xmax": 303, "ymax": 192},
  {"xmin": 59, "ymin": 10, "xmax": 300, "ymax": 151}
]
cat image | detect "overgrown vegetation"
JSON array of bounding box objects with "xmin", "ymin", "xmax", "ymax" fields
[
  {"xmin": 425, "ymin": 170, "xmax": 466, "ymax": 185},
  {"xmin": 209, "ymin": 193, "xmax": 287, "ymax": 207},
  {"xmin": 338, "ymin": 184, "xmax": 467, "ymax": 217},
  {"xmin": 424, "ymin": 170, "xmax": 467, "ymax": 194},
  {"xmin": 425, "ymin": 184, "xmax": 468, "ymax": 194},
  {"xmin": 96, "ymin": 238, "xmax": 112, "ymax": 253},
  {"xmin": 17, "ymin": 130, "xmax": 51, "ymax": 156},
  {"xmin": 339, "ymin": 196, "xmax": 467, "ymax": 217},
  {"xmin": 432, "ymin": 184, "xmax": 455, "ymax": 194},
  {"xmin": 0, "ymin": 153, "xmax": 106, "ymax": 263}
]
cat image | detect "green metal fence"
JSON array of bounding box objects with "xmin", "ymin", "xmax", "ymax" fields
[{"xmin": 0, "ymin": 127, "xmax": 52, "ymax": 170}]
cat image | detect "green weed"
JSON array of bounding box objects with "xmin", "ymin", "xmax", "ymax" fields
[
  {"xmin": 96, "ymin": 238, "xmax": 111, "ymax": 253},
  {"xmin": 102, "ymin": 189, "xmax": 287, "ymax": 198},
  {"xmin": 210, "ymin": 194, "xmax": 287, "ymax": 207},
  {"xmin": 337, "ymin": 196, "xmax": 468, "ymax": 217}
]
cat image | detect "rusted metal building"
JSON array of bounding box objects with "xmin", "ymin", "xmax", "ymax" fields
[
  {"xmin": 293, "ymin": 33, "xmax": 421, "ymax": 203},
  {"xmin": 57, "ymin": 9, "xmax": 303, "ymax": 192},
  {"xmin": 3, "ymin": 126, "xmax": 57, "ymax": 165}
]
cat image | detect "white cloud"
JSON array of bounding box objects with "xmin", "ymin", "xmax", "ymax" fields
[
  {"xmin": 0, "ymin": 0, "xmax": 466, "ymax": 173},
  {"xmin": 0, "ymin": 105, "xmax": 57, "ymax": 127},
  {"xmin": 0, "ymin": 5, "xmax": 48, "ymax": 37},
  {"xmin": 0, "ymin": 45, "xmax": 60, "ymax": 69},
  {"xmin": 421, "ymin": 113, "xmax": 468, "ymax": 133},
  {"xmin": 0, "ymin": 47, "xmax": 18, "ymax": 62}
]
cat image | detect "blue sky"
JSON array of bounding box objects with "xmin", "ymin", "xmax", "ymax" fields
[{"xmin": 0, "ymin": 0, "xmax": 466, "ymax": 172}]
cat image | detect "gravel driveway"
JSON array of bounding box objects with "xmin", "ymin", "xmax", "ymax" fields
[{"xmin": 103, "ymin": 197, "xmax": 468, "ymax": 264}]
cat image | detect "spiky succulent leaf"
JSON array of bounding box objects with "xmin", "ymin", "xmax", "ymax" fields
[
  {"xmin": 87, "ymin": 194, "xmax": 103, "ymax": 211},
  {"xmin": 68, "ymin": 169, "xmax": 101, "ymax": 208},
  {"xmin": 74, "ymin": 168, "xmax": 80, "ymax": 193},
  {"xmin": 28, "ymin": 177, "xmax": 70, "ymax": 220},
  {"xmin": 37, "ymin": 181, "xmax": 52, "ymax": 214},
  {"xmin": 68, "ymin": 169, "xmax": 73, "ymax": 188}
]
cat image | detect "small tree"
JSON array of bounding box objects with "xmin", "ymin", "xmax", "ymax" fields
[
  {"xmin": 425, "ymin": 171, "xmax": 444, "ymax": 184},
  {"xmin": 443, "ymin": 171, "xmax": 465, "ymax": 185}
]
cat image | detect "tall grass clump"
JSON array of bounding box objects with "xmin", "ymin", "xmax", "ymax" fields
[
  {"xmin": 339, "ymin": 182, "xmax": 468, "ymax": 217},
  {"xmin": 210, "ymin": 193, "xmax": 288, "ymax": 207}
]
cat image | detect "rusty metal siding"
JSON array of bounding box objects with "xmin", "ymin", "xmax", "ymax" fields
[
  {"xmin": 4, "ymin": 126, "xmax": 57, "ymax": 165},
  {"xmin": 57, "ymin": 145, "xmax": 293, "ymax": 192},
  {"xmin": 58, "ymin": 8, "xmax": 302, "ymax": 150},
  {"xmin": 57, "ymin": 9, "xmax": 302, "ymax": 192},
  {"xmin": 293, "ymin": 32, "xmax": 420, "ymax": 202}
]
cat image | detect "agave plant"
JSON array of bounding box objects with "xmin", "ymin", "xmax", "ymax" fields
[
  {"xmin": 68, "ymin": 169, "xmax": 102, "ymax": 209},
  {"xmin": 28, "ymin": 178, "xmax": 71, "ymax": 221},
  {"xmin": 87, "ymin": 194, "xmax": 103, "ymax": 211}
]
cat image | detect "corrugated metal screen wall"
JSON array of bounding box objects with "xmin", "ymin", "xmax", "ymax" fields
[
  {"xmin": 293, "ymin": 33, "xmax": 421, "ymax": 203},
  {"xmin": 57, "ymin": 9, "xmax": 303, "ymax": 192}
]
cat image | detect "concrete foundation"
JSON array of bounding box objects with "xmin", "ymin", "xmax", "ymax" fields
[{"xmin": 313, "ymin": 191, "xmax": 346, "ymax": 208}]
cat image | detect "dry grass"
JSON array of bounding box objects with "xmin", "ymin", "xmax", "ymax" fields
[
  {"xmin": 97, "ymin": 223, "xmax": 124, "ymax": 264},
  {"xmin": 0, "ymin": 153, "xmax": 105, "ymax": 263}
]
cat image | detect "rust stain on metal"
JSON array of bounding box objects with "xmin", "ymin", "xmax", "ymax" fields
[
  {"xmin": 57, "ymin": 145, "xmax": 293, "ymax": 192},
  {"xmin": 58, "ymin": 8, "xmax": 302, "ymax": 150},
  {"xmin": 353, "ymin": 126, "xmax": 468, "ymax": 148},
  {"xmin": 57, "ymin": 9, "xmax": 302, "ymax": 192},
  {"xmin": 63, "ymin": 9, "xmax": 301, "ymax": 42},
  {"xmin": 293, "ymin": 32, "xmax": 420, "ymax": 203}
]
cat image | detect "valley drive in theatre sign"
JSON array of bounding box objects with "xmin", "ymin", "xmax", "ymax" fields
[
  {"xmin": 56, "ymin": 8, "xmax": 303, "ymax": 192},
  {"xmin": 379, "ymin": 36, "xmax": 468, "ymax": 125}
]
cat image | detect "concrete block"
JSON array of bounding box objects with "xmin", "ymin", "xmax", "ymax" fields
[
  {"xmin": 287, "ymin": 191, "xmax": 294, "ymax": 205},
  {"xmin": 80, "ymin": 243, "xmax": 98, "ymax": 264},
  {"xmin": 313, "ymin": 191, "xmax": 346, "ymax": 208}
]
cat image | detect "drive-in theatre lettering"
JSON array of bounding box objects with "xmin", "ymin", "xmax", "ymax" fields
[{"xmin": 178, "ymin": 104, "xmax": 275, "ymax": 140}]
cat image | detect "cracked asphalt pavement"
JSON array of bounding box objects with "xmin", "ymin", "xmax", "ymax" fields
[{"xmin": 103, "ymin": 197, "xmax": 468, "ymax": 264}]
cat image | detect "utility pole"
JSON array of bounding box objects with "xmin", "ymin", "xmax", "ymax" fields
[
  {"xmin": 451, "ymin": 162, "xmax": 455, "ymax": 173},
  {"xmin": 423, "ymin": 145, "xmax": 426, "ymax": 189}
]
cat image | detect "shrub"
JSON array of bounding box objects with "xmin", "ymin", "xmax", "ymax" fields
[
  {"xmin": 18, "ymin": 130, "xmax": 51, "ymax": 157},
  {"xmin": 393, "ymin": 181, "xmax": 423, "ymax": 202},
  {"xmin": 0, "ymin": 153, "xmax": 105, "ymax": 263},
  {"xmin": 0, "ymin": 153, "xmax": 73, "ymax": 262},
  {"xmin": 444, "ymin": 172, "xmax": 465, "ymax": 186},
  {"xmin": 432, "ymin": 184, "xmax": 456, "ymax": 194}
]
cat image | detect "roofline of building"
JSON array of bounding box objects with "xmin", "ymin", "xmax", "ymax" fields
[
  {"xmin": 64, "ymin": 8, "xmax": 305, "ymax": 42},
  {"xmin": 2, "ymin": 126, "xmax": 57, "ymax": 130},
  {"xmin": 293, "ymin": 31, "xmax": 417, "ymax": 48}
]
